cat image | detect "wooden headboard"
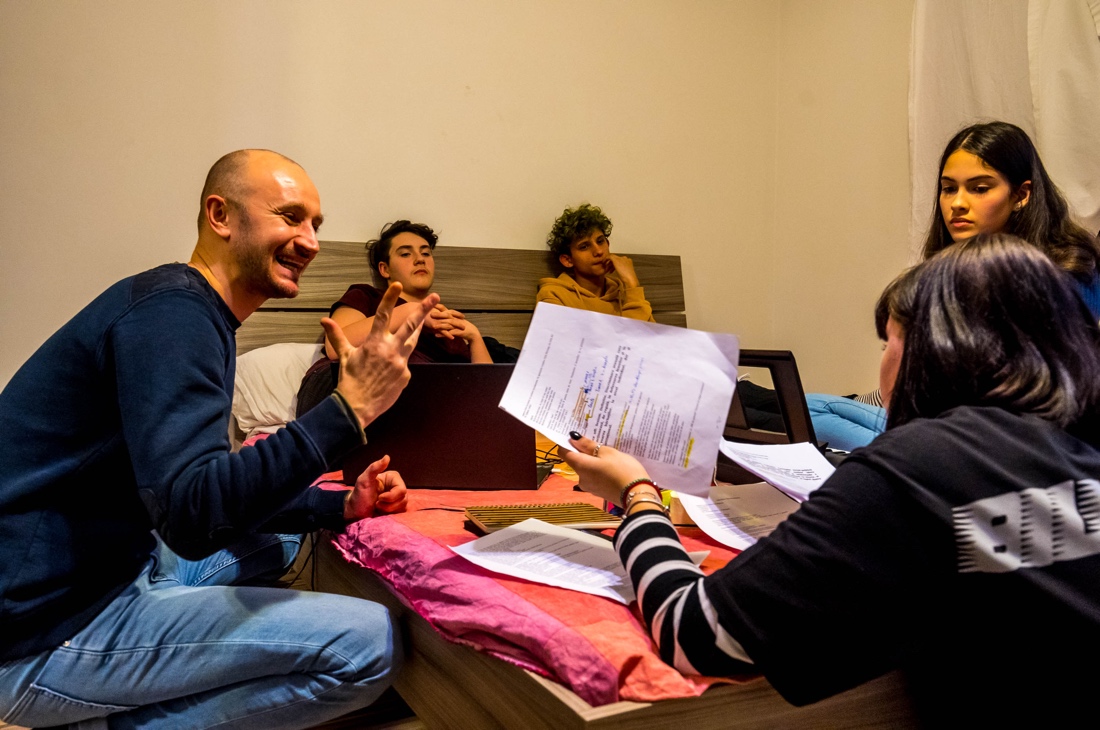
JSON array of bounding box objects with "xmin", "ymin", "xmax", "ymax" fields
[{"xmin": 236, "ymin": 241, "xmax": 686, "ymax": 354}]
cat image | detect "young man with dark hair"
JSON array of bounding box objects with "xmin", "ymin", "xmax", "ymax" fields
[
  {"xmin": 328, "ymin": 219, "xmax": 493, "ymax": 364},
  {"xmin": 296, "ymin": 219, "xmax": 514, "ymax": 417}
]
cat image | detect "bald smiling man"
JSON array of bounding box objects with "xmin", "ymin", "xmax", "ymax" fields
[{"xmin": 0, "ymin": 150, "xmax": 437, "ymax": 729}]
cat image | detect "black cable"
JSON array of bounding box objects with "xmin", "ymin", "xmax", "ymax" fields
[
  {"xmin": 307, "ymin": 530, "xmax": 317, "ymax": 590},
  {"xmin": 536, "ymin": 446, "xmax": 564, "ymax": 464}
]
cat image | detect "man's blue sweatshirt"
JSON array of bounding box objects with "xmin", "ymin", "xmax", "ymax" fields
[{"xmin": 0, "ymin": 265, "xmax": 360, "ymax": 660}]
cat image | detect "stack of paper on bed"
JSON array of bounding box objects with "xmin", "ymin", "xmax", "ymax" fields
[
  {"xmin": 451, "ymin": 518, "xmax": 707, "ymax": 605},
  {"xmin": 672, "ymin": 440, "xmax": 838, "ymax": 550},
  {"xmin": 718, "ymin": 439, "xmax": 835, "ymax": 502}
]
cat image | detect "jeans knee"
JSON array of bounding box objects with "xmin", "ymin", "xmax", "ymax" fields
[
  {"xmin": 363, "ymin": 623, "xmax": 402, "ymax": 691},
  {"xmin": 805, "ymin": 393, "xmax": 843, "ymax": 416},
  {"xmin": 321, "ymin": 601, "xmax": 403, "ymax": 690}
]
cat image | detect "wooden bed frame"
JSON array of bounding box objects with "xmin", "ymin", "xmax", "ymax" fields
[
  {"xmin": 310, "ymin": 539, "xmax": 919, "ymax": 730},
  {"xmin": 237, "ymin": 241, "xmax": 919, "ymax": 729},
  {"xmin": 236, "ymin": 241, "xmax": 687, "ymax": 355}
]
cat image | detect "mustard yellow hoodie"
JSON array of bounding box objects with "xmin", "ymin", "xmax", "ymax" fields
[{"xmin": 535, "ymin": 272, "xmax": 655, "ymax": 322}]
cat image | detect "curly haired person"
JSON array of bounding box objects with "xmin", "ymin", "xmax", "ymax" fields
[{"xmin": 536, "ymin": 203, "xmax": 655, "ymax": 321}]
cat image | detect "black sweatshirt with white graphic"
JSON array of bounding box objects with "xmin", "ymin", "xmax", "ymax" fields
[{"xmin": 614, "ymin": 406, "xmax": 1100, "ymax": 722}]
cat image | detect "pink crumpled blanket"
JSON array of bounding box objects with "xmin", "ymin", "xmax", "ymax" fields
[{"xmin": 322, "ymin": 473, "xmax": 744, "ymax": 706}]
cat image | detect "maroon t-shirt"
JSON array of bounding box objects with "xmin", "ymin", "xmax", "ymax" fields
[{"xmin": 333, "ymin": 284, "xmax": 470, "ymax": 364}]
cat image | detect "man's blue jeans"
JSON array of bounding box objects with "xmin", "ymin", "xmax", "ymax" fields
[
  {"xmin": 0, "ymin": 533, "xmax": 402, "ymax": 729},
  {"xmin": 806, "ymin": 393, "xmax": 886, "ymax": 452}
]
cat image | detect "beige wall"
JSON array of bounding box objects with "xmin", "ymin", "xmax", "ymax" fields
[
  {"xmin": 0, "ymin": 0, "xmax": 913, "ymax": 393},
  {"xmin": 772, "ymin": 0, "xmax": 914, "ymax": 392}
]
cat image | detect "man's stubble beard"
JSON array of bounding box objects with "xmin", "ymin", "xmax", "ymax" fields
[{"xmin": 233, "ymin": 208, "xmax": 299, "ymax": 301}]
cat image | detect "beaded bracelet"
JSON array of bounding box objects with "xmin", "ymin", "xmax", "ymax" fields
[{"xmin": 618, "ymin": 477, "xmax": 660, "ymax": 507}]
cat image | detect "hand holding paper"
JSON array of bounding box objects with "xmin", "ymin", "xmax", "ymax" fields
[
  {"xmin": 499, "ymin": 304, "xmax": 739, "ymax": 495},
  {"xmin": 562, "ymin": 433, "xmax": 651, "ymax": 507}
]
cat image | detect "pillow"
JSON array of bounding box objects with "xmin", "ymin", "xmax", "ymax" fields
[{"xmin": 232, "ymin": 342, "xmax": 325, "ymax": 441}]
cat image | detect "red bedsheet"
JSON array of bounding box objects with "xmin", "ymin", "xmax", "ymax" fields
[{"xmin": 324, "ymin": 473, "xmax": 747, "ymax": 706}]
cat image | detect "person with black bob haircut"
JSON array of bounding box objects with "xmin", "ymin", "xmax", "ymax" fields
[
  {"xmin": 885, "ymin": 234, "xmax": 1099, "ymax": 429},
  {"xmin": 563, "ymin": 233, "xmax": 1100, "ymax": 725}
]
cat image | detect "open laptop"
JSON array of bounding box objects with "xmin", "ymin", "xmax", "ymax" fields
[{"xmin": 340, "ymin": 363, "xmax": 539, "ymax": 490}]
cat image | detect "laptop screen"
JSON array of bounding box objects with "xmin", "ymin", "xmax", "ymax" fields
[{"xmin": 340, "ymin": 363, "xmax": 539, "ymax": 490}]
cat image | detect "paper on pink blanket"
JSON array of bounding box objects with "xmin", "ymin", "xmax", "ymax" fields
[{"xmin": 327, "ymin": 480, "xmax": 732, "ymax": 705}]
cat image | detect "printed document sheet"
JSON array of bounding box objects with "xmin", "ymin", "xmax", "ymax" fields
[
  {"xmin": 675, "ymin": 482, "xmax": 800, "ymax": 551},
  {"xmin": 500, "ymin": 303, "xmax": 739, "ymax": 495},
  {"xmin": 451, "ymin": 518, "xmax": 707, "ymax": 604},
  {"xmin": 718, "ymin": 440, "xmax": 836, "ymax": 502}
]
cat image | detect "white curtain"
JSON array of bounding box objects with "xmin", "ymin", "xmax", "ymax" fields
[{"xmin": 909, "ymin": 0, "xmax": 1100, "ymax": 256}]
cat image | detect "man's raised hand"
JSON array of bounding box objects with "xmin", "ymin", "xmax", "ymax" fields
[{"xmin": 321, "ymin": 282, "xmax": 439, "ymax": 429}]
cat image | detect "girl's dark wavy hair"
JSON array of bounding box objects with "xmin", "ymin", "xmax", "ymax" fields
[
  {"xmin": 878, "ymin": 233, "xmax": 1100, "ymax": 431},
  {"xmin": 366, "ymin": 220, "xmax": 439, "ymax": 276},
  {"xmin": 546, "ymin": 203, "xmax": 613, "ymax": 259},
  {"xmin": 922, "ymin": 121, "xmax": 1100, "ymax": 282}
]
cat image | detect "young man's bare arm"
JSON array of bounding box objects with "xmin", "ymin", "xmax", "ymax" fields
[
  {"xmin": 461, "ymin": 321, "xmax": 493, "ymax": 363},
  {"xmin": 425, "ymin": 309, "xmax": 494, "ymax": 363},
  {"xmin": 325, "ymin": 302, "xmax": 451, "ymax": 360}
]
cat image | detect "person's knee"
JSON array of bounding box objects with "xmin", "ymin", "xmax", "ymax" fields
[
  {"xmin": 806, "ymin": 393, "xmax": 870, "ymax": 416},
  {"xmin": 809, "ymin": 410, "xmax": 879, "ymax": 451},
  {"xmin": 805, "ymin": 393, "xmax": 846, "ymax": 416},
  {"xmin": 325, "ymin": 601, "xmax": 404, "ymax": 689},
  {"xmin": 269, "ymin": 533, "xmax": 305, "ymax": 577}
]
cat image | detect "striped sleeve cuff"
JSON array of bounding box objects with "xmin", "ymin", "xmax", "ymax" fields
[
  {"xmin": 853, "ymin": 389, "xmax": 883, "ymax": 407},
  {"xmin": 614, "ymin": 511, "xmax": 754, "ymax": 675}
]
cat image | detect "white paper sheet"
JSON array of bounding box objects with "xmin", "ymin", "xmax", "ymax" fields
[
  {"xmin": 450, "ymin": 518, "xmax": 708, "ymax": 604},
  {"xmin": 718, "ymin": 440, "xmax": 836, "ymax": 502},
  {"xmin": 500, "ymin": 303, "xmax": 739, "ymax": 495},
  {"xmin": 675, "ymin": 482, "xmax": 800, "ymax": 551}
]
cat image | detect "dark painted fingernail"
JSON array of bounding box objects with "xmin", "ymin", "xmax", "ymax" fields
[{"xmin": 569, "ymin": 431, "xmax": 582, "ymax": 440}]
